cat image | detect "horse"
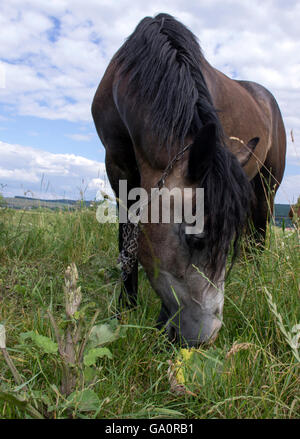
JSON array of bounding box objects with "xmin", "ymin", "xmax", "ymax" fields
[{"xmin": 92, "ymin": 13, "xmax": 286, "ymax": 346}]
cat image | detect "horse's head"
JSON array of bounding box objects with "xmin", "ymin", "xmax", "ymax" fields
[{"xmin": 138, "ymin": 123, "xmax": 258, "ymax": 346}]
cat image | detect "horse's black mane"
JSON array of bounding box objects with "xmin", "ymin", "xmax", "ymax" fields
[
  {"xmin": 115, "ymin": 13, "xmax": 253, "ymax": 274},
  {"xmin": 115, "ymin": 13, "xmax": 222, "ymax": 149},
  {"xmin": 200, "ymin": 145, "xmax": 253, "ymax": 275}
]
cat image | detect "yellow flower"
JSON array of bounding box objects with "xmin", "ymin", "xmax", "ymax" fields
[
  {"xmin": 174, "ymin": 348, "xmax": 196, "ymax": 384},
  {"xmin": 180, "ymin": 348, "xmax": 194, "ymax": 361}
]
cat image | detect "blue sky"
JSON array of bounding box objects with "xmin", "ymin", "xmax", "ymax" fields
[
  {"xmin": 0, "ymin": 0, "xmax": 299, "ymax": 203},
  {"xmin": 0, "ymin": 115, "xmax": 101, "ymax": 161}
]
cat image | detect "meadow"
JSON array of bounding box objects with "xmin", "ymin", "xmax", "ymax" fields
[{"xmin": 0, "ymin": 206, "xmax": 299, "ymax": 419}]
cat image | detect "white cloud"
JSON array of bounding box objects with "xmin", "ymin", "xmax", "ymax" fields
[
  {"xmin": 0, "ymin": 140, "xmax": 110, "ymax": 199},
  {"xmin": 0, "ymin": 1, "xmax": 298, "ymax": 131},
  {"xmin": 65, "ymin": 133, "xmax": 94, "ymax": 142},
  {"xmin": 0, "ymin": 0, "xmax": 299, "ymax": 127},
  {"xmin": 0, "ymin": 0, "xmax": 299, "ymax": 202},
  {"xmin": 0, "ymin": 137, "xmax": 298, "ymax": 204},
  {"xmin": 0, "ymin": 168, "xmax": 40, "ymax": 183},
  {"xmin": 275, "ymin": 174, "xmax": 300, "ymax": 204}
]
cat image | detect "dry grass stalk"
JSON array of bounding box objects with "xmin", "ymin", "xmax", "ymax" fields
[
  {"xmin": 291, "ymin": 129, "xmax": 294, "ymax": 143},
  {"xmin": 264, "ymin": 287, "xmax": 300, "ymax": 362},
  {"xmin": 167, "ymin": 360, "xmax": 197, "ymax": 396},
  {"xmin": 225, "ymin": 342, "xmax": 253, "ymax": 359},
  {"xmin": 0, "ymin": 324, "xmax": 25, "ymax": 388}
]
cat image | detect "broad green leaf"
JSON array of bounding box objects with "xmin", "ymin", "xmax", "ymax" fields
[
  {"xmin": 20, "ymin": 331, "xmax": 58, "ymax": 354},
  {"xmin": 134, "ymin": 407, "xmax": 184, "ymax": 418},
  {"xmin": 151, "ymin": 407, "xmax": 185, "ymax": 417},
  {"xmin": 20, "ymin": 331, "xmax": 35, "ymax": 341},
  {"xmin": 0, "ymin": 391, "xmax": 28, "ymax": 409},
  {"xmin": 88, "ymin": 323, "xmax": 118, "ymax": 347},
  {"xmin": 67, "ymin": 389, "xmax": 100, "ymax": 412},
  {"xmin": 75, "ymin": 302, "xmax": 97, "ymax": 319},
  {"xmin": 83, "ymin": 347, "xmax": 112, "ymax": 366},
  {"xmin": 83, "ymin": 366, "xmax": 98, "ymax": 383},
  {"xmin": 0, "ymin": 391, "xmax": 44, "ymax": 419},
  {"xmin": 30, "ymin": 390, "xmax": 52, "ymax": 407},
  {"xmin": 175, "ymin": 347, "xmax": 224, "ymax": 388}
]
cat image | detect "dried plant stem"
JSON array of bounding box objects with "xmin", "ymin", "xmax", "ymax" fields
[
  {"xmin": 225, "ymin": 342, "xmax": 253, "ymax": 359},
  {"xmin": 23, "ymin": 403, "xmax": 44, "ymax": 419},
  {"xmin": 1, "ymin": 347, "xmax": 24, "ymax": 388},
  {"xmin": 46, "ymin": 264, "xmax": 85, "ymax": 396},
  {"xmin": 46, "ymin": 309, "xmax": 64, "ymax": 356},
  {"xmin": 167, "ymin": 360, "xmax": 197, "ymax": 396},
  {"xmin": 47, "ymin": 308, "xmax": 77, "ymax": 395},
  {"xmin": 78, "ymin": 310, "xmax": 100, "ymax": 363},
  {"xmin": 60, "ymin": 328, "xmax": 77, "ymax": 396}
]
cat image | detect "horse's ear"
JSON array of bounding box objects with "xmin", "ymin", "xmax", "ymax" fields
[
  {"xmin": 188, "ymin": 123, "xmax": 217, "ymax": 181},
  {"xmin": 236, "ymin": 137, "xmax": 259, "ymax": 167}
]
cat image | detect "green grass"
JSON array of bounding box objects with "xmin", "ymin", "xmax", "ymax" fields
[{"xmin": 0, "ymin": 207, "xmax": 299, "ymax": 419}]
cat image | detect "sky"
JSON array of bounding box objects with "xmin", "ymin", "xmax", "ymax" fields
[{"xmin": 0, "ymin": 0, "xmax": 299, "ymax": 203}]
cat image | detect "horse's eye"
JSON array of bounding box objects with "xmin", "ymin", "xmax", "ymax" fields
[{"xmin": 185, "ymin": 232, "xmax": 206, "ymax": 250}]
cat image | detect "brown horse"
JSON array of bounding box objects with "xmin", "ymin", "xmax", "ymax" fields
[{"xmin": 92, "ymin": 14, "xmax": 286, "ymax": 346}]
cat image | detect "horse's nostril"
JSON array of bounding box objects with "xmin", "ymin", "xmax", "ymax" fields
[
  {"xmin": 168, "ymin": 325, "xmax": 177, "ymax": 343},
  {"xmin": 209, "ymin": 326, "xmax": 220, "ymax": 344},
  {"xmin": 214, "ymin": 308, "xmax": 220, "ymax": 317},
  {"xmin": 214, "ymin": 305, "xmax": 223, "ymax": 319}
]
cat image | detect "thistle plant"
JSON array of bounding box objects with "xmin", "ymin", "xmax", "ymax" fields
[
  {"xmin": 0, "ymin": 262, "xmax": 123, "ymax": 417},
  {"xmin": 64, "ymin": 263, "xmax": 82, "ymax": 318},
  {"xmin": 47, "ymin": 263, "xmax": 100, "ymax": 396}
]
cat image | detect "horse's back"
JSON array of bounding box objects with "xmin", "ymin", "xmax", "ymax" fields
[
  {"xmin": 236, "ymin": 79, "xmax": 283, "ymax": 126},
  {"xmin": 237, "ymin": 79, "xmax": 286, "ymax": 181}
]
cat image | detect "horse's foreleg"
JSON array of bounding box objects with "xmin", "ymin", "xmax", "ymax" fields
[
  {"xmin": 118, "ymin": 221, "xmax": 138, "ymax": 308},
  {"xmin": 103, "ymin": 149, "xmax": 140, "ymax": 311},
  {"xmin": 156, "ymin": 303, "xmax": 170, "ymax": 329}
]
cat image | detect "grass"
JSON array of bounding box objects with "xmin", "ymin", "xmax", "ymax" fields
[{"xmin": 0, "ymin": 206, "xmax": 299, "ymax": 419}]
